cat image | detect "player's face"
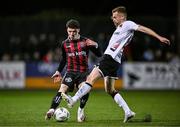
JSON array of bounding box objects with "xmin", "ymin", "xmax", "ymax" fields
[
  {"xmin": 67, "ymin": 27, "xmax": 80, "ymax": 40},
  {"xmin": 111, "ymin": 12, "xmax": 125, "ymax": 27}
]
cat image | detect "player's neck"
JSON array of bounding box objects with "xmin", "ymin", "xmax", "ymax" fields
[{"xmin": 118, "ymin": 20, "xmax": 126, "ymax": 27}]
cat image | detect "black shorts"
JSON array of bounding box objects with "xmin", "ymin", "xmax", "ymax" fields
[
  {"xmin": 62, "ymin": 71, "xmax": 89, "ymax": 92},
  {"xmin": 97, "ymin": 54, "xmax": 119, "ymax": 78}
]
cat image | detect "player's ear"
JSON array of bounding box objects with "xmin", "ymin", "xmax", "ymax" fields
[{"xmin": 77, "ymin": 29, "xmax": 80, "ymax": 33}]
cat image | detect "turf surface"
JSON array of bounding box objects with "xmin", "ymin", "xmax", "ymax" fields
[{"xmin": 0, "ymin": 90, "xmax": 180, "ymax": 127}]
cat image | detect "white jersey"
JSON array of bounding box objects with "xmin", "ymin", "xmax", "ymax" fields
[{"xmin": 104, "ymin": 20, "xmax": 139, "ymax": 63}]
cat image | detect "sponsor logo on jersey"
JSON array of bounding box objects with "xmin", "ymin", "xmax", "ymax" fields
[
  {"xmin": 67, "ymin": 51, "xmax": 86, "ymax": 57},
  {"xmin": 113, "ymin": 32, "xmax": 120, "ymax": 35}
]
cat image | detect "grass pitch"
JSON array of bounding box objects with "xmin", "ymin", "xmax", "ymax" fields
[{"xmin": 0, "ymin": 89, "xmax": 180, "ymax": 127}]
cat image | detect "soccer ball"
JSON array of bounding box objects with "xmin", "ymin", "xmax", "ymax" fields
[{"xmin": 54, "ymin": 107, "xmax": 70, "ymax": 122}]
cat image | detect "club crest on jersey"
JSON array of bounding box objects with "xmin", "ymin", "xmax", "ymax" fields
[{"xmin": 65, "ymin": 77, "xmax": 72, "ymax": 83}]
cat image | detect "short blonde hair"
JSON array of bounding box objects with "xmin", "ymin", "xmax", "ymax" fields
[{"xmin": 112, "ymin": 6, "xmax": 127, "ymax": 18}]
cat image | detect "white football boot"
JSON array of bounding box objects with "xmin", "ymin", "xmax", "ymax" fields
[
  {"xmin": 61, "ymin": 93, "xmax": 75, "ymax": 108},
  {"xmin": 123, "ymin": 111, "xmax": 135, "ymax": 123},
  {"xmin": 45, "ymin": 108, "xmax": 55, "ymax": 120},
  {"xmin": 77, "ymin": 107, "xmax": 86, "ymax": 122}
]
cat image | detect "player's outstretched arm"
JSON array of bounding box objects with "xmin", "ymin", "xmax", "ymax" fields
[{"xmin": 137, "ymin": 25, "xmax": 170, "ymax": 45}]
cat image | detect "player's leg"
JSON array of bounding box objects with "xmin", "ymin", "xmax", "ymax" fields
[
  {"xmin": 104, "ymin": 77, "xmax": 135, "ymax": 122},
  {"xmin": 77, "ymin": 82, "xmax": 90, "ymax": 122},
  {"xmin": 73, "ymin": 67, "xmax": 101, "ymax": 100},
  {"xmin": 51, "ymin": 84, "xmax": 69, "ymax": 109},
  {"xmin": 79, "ymin": 92, "xmax": 89, "ymax": 110},
  {"xmin": 45, "ymin": 84, "xmax": 69, "ymax": 120},
  {"xmin": 62, "ymin": 67, "xmax": 102, "ymax": 107},
  {"xmin": 78, "ymin": 94, "xmax": 89, "ymax": 122},
  {"xmin": 46, "ymin": 72, "xmax": 75, "ymax": 120},
  {"xmin": 77, "ymin": 94, "xmax": 89, "ymax": 122}
]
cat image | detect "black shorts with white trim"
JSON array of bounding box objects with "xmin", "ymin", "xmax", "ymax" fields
[{"xmin": 96, "ymin": 54, "xmax": 119, "ymax": 78}]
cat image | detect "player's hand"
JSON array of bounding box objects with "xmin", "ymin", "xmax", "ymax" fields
[
  {"xmin": 53, "ymin": 76, "xmax": 62, "ymax": 83},
  {"xmin": 51, "ymin": 71, "xmax": 62, "ymax": 83},
  {"xmin": 159, "ymin": 36, "xmax": 170, "ymax": 45},
  {"xmin": 86, "ymin": 39, "xmax": 98, "ymax": 48}
]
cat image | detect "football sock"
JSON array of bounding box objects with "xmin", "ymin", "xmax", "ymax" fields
[
  {"xmin": 80, "ymin": 93, "xmax": 89, "ymax": 109},
  {"xmin": 72, "ymin": 82, "xmax": 92, "ymax": 102},
  {"xmin": 114, "ymin": 93, "xmax": 131, "ymax": 114},
  {"xmin": 50, "ymin": 92, "xmax": 62, "ymax": 109},
  {"xmin": 110, "ymin": 90, "xmax": 118, "ymax": 98}
]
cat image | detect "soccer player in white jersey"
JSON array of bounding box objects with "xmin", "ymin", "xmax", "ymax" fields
[{"xmin": 62, "ymin": 6, "xmax": 170, "ymax": 123}]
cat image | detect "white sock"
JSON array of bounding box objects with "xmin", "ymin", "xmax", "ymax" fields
[
  {"xmin": 114, "ymin": 93, "xmax": 131, "ymax": 114},
  {"xmin": 72, "ymin": 83, "xmax": 92, "ymax": 102}
]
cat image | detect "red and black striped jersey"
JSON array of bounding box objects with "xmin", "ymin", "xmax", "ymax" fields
[{"xmin": 58, "ymin": 36, "xmax": 102, "ymax": 73}]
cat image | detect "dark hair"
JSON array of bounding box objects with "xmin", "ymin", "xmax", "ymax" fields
[{"xmin": 66, "ymin": 19, "xmax": 80, "ymax": 29}]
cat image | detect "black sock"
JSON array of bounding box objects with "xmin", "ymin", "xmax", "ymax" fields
[
  {"xmin": 80, "ymin": 93, "xmax": 89, "ymax": 109},
  {"xmin": 50, "ymin": 92, "xmax": 62, "ymax": 109},
  {"xmin": 110, "ymin": 90, "xmax": 118, "ymax": 98}
]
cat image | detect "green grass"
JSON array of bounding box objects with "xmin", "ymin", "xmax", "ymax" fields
[{"xmin": 0, "ymin": 90, "xmax": 180, "ymax": 127}]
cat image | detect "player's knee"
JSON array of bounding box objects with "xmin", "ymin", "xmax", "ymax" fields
[
  {"xmin": 86, "ymin": 75, "xmax": 94, "ymax": 84},
  {"xmin": 58, "ymin": 84, "xmax": 69, "ymax": 93}
]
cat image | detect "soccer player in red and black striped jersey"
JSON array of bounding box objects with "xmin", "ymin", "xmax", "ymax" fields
[{"xmin": 45, "ymin": 19, "xmax": 102, "ymax": 122}]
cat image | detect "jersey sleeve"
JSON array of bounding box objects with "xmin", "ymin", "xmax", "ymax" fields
[
  {"xmin": 89, "ymin": 43, "xmax": 103, "ymax": 57},
  {"xmin": 83, "ymin": 37, "xmax": 103, "ymax": 57},
  {"xmin": 125, "ymin": 21, "xmax": 139, "ymax": 31}
]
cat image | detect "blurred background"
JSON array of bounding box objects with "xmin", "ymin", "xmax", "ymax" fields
[{"xmin": 0, "ymin": 0, "xmax": 179, "ymax": 90}]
